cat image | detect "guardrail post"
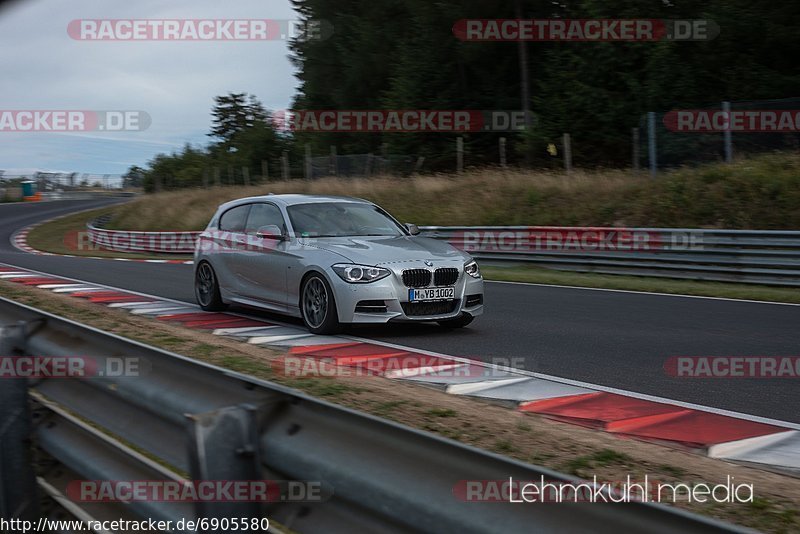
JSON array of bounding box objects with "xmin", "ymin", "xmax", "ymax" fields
[
  {"xmin": 0, "ymin": 323, "xmax": 39, "ymax": 522},
  {"xmin": 186, "ymin": 404, "xmax": 265, "ymax": 520}
]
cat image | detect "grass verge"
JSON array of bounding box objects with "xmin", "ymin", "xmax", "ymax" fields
[
  {"xmin": 112, "ymin": 153, "xmax": 800, "ymax": 231},
  {"xmin": 0, "ymin": 278, "xmax": 798, "ymax": 532},
  {"xmin": 23, "ymin": 206, "xmax": 188, "ymax": 260}
]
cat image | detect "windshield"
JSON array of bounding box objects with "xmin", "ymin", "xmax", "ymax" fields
[{"xmin": 288, "ymin": 202, "xmax": 406, "ymax": 238}]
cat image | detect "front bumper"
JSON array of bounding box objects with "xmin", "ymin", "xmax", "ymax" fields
[{"xmin": 329, "ymin": 262, "xmax": 484, "ymax": 324}]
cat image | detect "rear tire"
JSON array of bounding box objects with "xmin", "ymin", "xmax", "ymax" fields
[
  {"xmin": 195, "ymin": 262, "xmax": 227, "ymax": 311},
  {"xmin": 301, "ymin": 274, "xmax": 341, "ymax": 335},
  {"xmin": 437, "ymin": 313, "xmax": 474, "ymax": 329}
]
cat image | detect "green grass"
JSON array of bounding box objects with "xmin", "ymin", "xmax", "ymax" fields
[
  {"xmin": 561, "ymin": 449, "xmax": 633, "ymax": 475},
  {"xmin": 24, "ymin": 206, "xmax": 189, "ymax": 260},
  {"xmin": 426, "ymin": 408, "xmax": 458, "ymax": 418},
  {"xmin": 493, "ymin": 439, "xmax": 518, "ymax": 453}
]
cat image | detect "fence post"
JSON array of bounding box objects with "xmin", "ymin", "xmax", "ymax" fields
[
  {"xmin": 722, "ymin": 101, "xmax": 733, "ymax": 163},
  {"xmin": 214, "ymin": 167, "xmax": 221, "ymax": 187},
  {"xmin": 632, "ymin": 127, "xmax": 640, "ymax": 171},
  {"xmin": 305, "ymin": 145, "xmax": 312, "ymax": 180},
  {"xmin": 365, "ymin": 153, "xmax": 374, "ymax": 176},
  {"xmin": 202, "ymin": 169, "xmax": 209, "ymax": 188},
  {"xmin": 415, "ymin": 156, "xmax": 425, "ymax": 173},
  {"xmin": 281, "ymin": 151, "xmax": 290, "ymax": 181},
  {"xmin": 242, "ymin": 167, "xmax": 250, "ymax": 187},
  {"xmin": 261, "ymin": 160, "xmax": 269, "ymax": 182},
  {"xmin": 330, "ymin": 146, "xmax": 337, "ymax": 176},
  {"xmin": 456, "ymin": 137, "xmax": 464, "ymax": 173},
  {"xmin": 228, "ymin": 166, "xmax": 234, "ymax": 185},
  {"xmin": 499, "ymin": 137, "xmax": 507, "ymax": 167},
  {"xmin": 563, "ymin": 133, "xmax": 573, "ymax": 173},
  {"xmin": 647, "ymin": 111, "xmax": 657, "ymax": 178},
  {"xmin": 381, "ymin": 143, "xmax": 389, "ymax": 174}
]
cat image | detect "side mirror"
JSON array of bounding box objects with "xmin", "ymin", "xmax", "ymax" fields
[
  {"xmin": 256, "ymin": 225, "xmax": 285, "ymax": 240},
  {"xmin": 406, "ymin": 223, "xmax": 421, "ymax": 236}
]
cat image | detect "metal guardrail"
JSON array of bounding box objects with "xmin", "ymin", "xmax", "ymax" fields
[
  {"xmin": 86, "ymin": 221, "xmax": 800, "ymax": 286},
  {"xmin": 87, "ymin": 216, "xmax": 200, "ymax": 254},
  {"xmin": 41, "ymin": 191, "xmax": 138, "ymax": 201},
  {"xmin": 420, "ymin": 226, "xmax": 800, "ymax": 287},
  {"xmin": 0, "ymin": 297, "xmax": 745, "ymax": 533}
]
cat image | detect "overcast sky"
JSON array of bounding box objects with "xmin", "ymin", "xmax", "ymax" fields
[{"xmin": 0, "ymin": 0, "xmax": 298, "ymax": 175}]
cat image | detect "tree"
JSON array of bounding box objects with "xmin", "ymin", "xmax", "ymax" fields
[
  {"xmin": 209, "ymin": 93, "xmax": 268, "ymax": 149},
  {"xmin": 122, "ymin": 166, "xmax": 145, "ymax": 189}
]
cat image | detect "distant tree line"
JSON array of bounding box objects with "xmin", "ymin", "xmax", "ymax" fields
[{"xmin": 134, "ymin": 0, "xmax": 800, "ymax": 191}]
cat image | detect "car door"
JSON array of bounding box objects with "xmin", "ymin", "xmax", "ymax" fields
[
  {"xmin": 212, "ymin": 204, "xmax": 251, "ymax": 296},
  {"xmin": 237, "ymin": 202, "xmax": 292, "ymax": 310}
]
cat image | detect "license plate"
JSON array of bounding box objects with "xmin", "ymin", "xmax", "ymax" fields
[{"xmin": 409, "ymin": 287, "xmax": 455, "ymax": 302}]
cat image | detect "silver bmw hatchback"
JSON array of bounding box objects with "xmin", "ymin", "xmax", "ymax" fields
[{"xmin": 194, "ymin": 194, "xmax": 484, "ymax": 334}]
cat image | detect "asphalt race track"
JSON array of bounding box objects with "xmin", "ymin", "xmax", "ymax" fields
[{"xmin": 2, "ymin": 199, "xmax": 799, "ymax": 422}]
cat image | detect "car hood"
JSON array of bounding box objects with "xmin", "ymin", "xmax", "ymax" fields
[{"xmin": 302, "ymin": 235, "xmax": 467, "ymax": 265}]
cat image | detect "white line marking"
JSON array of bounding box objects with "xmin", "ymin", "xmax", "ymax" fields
[
  {"xmin": 248, "ymin": 334, "xmax": 310, "ymax": 344},
  {"xmin": 708, "ymin": 431, "xmax": 798, "ymax": 458},
  {"xmin": 485, "ymin": 279, "xmax": 800, "ymax": 307},
  {"xmin": 446, "ymin": 377, "xmax": 531, "ymax": 395},
  {"xmin": 106, "ymin": 302, "xmax": 158, "ymax": 308},
  {"xmin": 51, "ymin": 286, "xmax": 104, "ymax": 293}
]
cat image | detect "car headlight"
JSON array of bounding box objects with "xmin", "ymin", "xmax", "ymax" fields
[
  {"xmin": 332, "ymin": 264, "xmax": 391, "ymax": 284},
  {"xmin": 464, "ymin": 259, "xmax": 481, "ymax": 279}
]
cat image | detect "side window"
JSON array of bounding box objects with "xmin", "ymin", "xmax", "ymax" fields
[
  {"xmin": 219, "ymin": 205, "xmax": 251, "ymax": 232},
  {"xmin": 245, "ymin": 203, "xmax": 286, "ymax": 234}
]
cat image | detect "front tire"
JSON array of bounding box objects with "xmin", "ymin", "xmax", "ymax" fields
[
  {"xmin": 438, "ymin": 313, "xmax": 474, "ymax": 329},
  {"xmin": 195, "ymin": 262, "xmax": 227, "ymax": 311},
  {"xmin": 301, "ymin": 274, "xmax": 341, "ymax": 335}
]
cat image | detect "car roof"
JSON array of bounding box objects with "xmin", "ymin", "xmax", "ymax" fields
[{"xmin": 218, "ymin": 194, "xmax": 371, "ymax": 211}]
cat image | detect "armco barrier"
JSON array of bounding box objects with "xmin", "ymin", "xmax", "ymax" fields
[
  {"xmin": 86, "ymin": 220, "xmax": 800, "ymax": 286},
  {"xmin": 422, "ymin": 226, "xmax": 800, "ymax": 287},
  {"xmin": 87, "ymin": 216, "xmax": 200, "ymax": 254},
  {"xmin": 0, "ymin": 297, "xmax": 745, "ymax": 533}
]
